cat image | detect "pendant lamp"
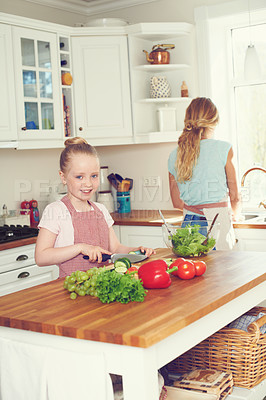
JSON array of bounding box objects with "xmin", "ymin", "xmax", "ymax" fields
[{"xmin": 244, "ymin": 0, "xmax": 261, "ymax": 80}]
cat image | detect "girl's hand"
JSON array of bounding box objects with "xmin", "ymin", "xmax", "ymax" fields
[
  {"xmin": 137, "ymin": 246, "xmax": 156, "ymax": 257},
  {"xmin": 79, "ymin": 244, "xmax": 112, "ymax": 263}
]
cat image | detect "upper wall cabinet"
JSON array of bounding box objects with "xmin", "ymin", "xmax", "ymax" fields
[
  {"xmin": 127, "ymin": 23, "xmax": 197, "ymax": 143},
  {"xmin": 12, "ymin": 26, "xmax": 63, "ymax": 149},
  {"xmin": 0, "ymin": 24, "xmax": 17, "ymax": 146},
  {"xmin": 71, "ymin": 35, "xmax": 133, "ymax": 146}
]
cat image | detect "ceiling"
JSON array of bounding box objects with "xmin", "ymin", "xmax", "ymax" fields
[{"xmin": 24, "ymin": 0, "xmax": 159, "ymax": 15}]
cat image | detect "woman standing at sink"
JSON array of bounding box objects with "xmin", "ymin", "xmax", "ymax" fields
[{"xmin": 168, "ymin": 97, "xmax": 241, "ymax": 250}]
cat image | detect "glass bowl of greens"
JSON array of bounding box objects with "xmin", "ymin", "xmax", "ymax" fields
[{"xmin": 162, "ymin": 221, "xmax": 220, "ymax": 257}]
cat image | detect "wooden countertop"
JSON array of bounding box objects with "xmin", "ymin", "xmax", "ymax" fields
[
  {"xmin": 0, "ymin": 249, "xmax": 265, "ymax": 348},
  {"xmin": 111, "ymin": 209, "xmax": 184, "ymax": 226},
  {"xmin": 111, "ymin": 209, "xmax": 266, "ymax": 229}
]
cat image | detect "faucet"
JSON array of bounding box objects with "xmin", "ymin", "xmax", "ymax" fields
[
  {"xmin": 241, "ymin": 166, "xmax": 266, "ymax": 187},
  {"xmin": 259, "ymin": 201, "xmax": 266, "ymax": 209},
  {"xmin": 241, "ymin": 167, "xmax": 266, "ymax": 209}
]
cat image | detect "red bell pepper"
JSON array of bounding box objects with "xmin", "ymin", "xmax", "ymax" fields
[{"xmin": 138, "ymin": 259, "xmax": 178, "ymax": 289}]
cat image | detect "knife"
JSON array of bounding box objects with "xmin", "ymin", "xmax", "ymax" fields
[{"xmin": 83, "ymin": 252, "xmax": 147, "ymax": 263}]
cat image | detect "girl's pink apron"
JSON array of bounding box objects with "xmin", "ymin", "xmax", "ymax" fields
[{"xmin": 59, "ymin": 196, "xmax": 109, "ymax": 278}]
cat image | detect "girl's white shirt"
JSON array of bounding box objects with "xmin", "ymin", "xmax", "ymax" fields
[{"xmin": 38, "ymin": 200, "xmax": 114, "ymax": 248}]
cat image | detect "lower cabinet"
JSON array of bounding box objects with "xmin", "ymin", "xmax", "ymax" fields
[
  {"xmin": 114, "ymin": 225, "xmax": 166, "ymax": 249},
  {"xmin": 234, "ymin": 229, "xmax": 266, "ymax": 252},
  {"xmin": 0, "ymin": 244, "xmax": 59, "ymax": 296}
]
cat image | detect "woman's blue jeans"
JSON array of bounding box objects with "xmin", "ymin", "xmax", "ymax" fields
[{"xmin": 181, "ymin": 214, "xmax": 208, "ymax": 236}]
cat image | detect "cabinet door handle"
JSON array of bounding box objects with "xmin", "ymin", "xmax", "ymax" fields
[
  {"xmin": 79, "ymin": 127, "xmax": 83, "ymax": 131},
  {"xmin": 17, "ymin": 271, "xmax": 30, "ymax": 279},
  {"xmin": 21, "ymin": 127, "xmax": 27, "ymax": 131},
  {"xmin": 16, "ymin": 254, "xmax": 28, "ymax": 261}
]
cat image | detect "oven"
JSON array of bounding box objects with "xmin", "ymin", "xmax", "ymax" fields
[{"xmin": 0, "ymin": 225, "xmax": 59, "ymax": 296}]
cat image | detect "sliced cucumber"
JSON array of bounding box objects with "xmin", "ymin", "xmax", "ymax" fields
[
  {"xmin": 114, "ymin": 259, "xmax": 127, "ymax": 269},
  {"xmin": 120, "ymin": 257, "xmax": 131, "ymax": 269},
  {"xmin": 115, "ymin": 265, "xmax": 127, "ymax": 274}
]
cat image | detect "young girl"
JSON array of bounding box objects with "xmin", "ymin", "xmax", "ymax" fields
[
  {"xmin": 35, "ymin": 137, "xmax": 155, "ymax": 278},
  {"xmin": 168, "ymin": 97, "xmax": 241, "ymax": 250}
]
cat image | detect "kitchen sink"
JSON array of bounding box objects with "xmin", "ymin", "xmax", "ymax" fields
[
  {"xmin": 239, "ymin": 213, "xmax": 266, "ymax": 224},
  {"xmin": 241, "ymin": 213, "xmax": 260, "ymax": 220}
]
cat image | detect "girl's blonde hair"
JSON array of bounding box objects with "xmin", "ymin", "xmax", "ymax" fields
[
  {"xmin": 176, "ymin": 97, "xmax": 219, "ymax": 183},
  {"xmin": 60, "ymin": 137, "xmax": 98, "ymax": 173}
]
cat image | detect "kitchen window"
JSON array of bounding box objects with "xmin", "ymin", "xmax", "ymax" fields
[
  {"xmin": 231, "ymin": 23, "xmax": 266, "ymax": 173},
  {"xmin": 195, "ymin": 4, "xmax": 266, "ymax": 176}
]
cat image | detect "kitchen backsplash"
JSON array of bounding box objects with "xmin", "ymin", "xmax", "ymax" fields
[{"xmin": 0, "ymin": 142, "xmax": 176, "ymax": 218}]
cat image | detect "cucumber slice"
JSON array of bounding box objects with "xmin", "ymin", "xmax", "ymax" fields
[
  {"xmin": 120, "ymin": 257, "xmax": 131, "ymax": 269},
  {"xmin": 115, "ymin": 266, "xmax": 127, "ymax": 274},
  {"xmin": 114, "ymin": 260, "xmax": 127, "ymax": 269}
]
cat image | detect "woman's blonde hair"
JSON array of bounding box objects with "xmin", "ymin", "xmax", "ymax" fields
[
  {"xmin": 60, "ymin": 137, "xmax": 98, "ymax": 173},
  {"xmin": 176, "ymin": 97, "xmax": 219, "ymax": 182}
]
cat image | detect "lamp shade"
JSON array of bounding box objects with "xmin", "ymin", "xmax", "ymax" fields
[{"xmin": 244, "ymin": 44, "xmax": 261, "ymax": 80}]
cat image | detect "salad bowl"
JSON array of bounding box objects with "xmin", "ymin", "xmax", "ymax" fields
[{"xmin": 162, "ymin": 220, "xmax": 220, "ymax": 257}]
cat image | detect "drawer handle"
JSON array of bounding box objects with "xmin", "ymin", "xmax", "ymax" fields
[
  {"xmin": 16, "ymin": 255, "xmax": 29, "ymax": 261},
  {"xmin": 18, "ymin": 271, "xmax": 30, "ymax": 279}
]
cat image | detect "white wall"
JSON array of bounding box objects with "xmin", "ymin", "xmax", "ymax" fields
[
  {"xmin": 0, "ymin": 0, "xmax": 234, "ymax": 216},
  {"xmin": 0, "ymin": 142, "xmax": 176, "ymax": 215}
]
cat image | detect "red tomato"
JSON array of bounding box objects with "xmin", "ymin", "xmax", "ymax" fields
[
  {"xmin": 193, "ymin": 261, "xmax": 207, "ymax": 276},
  {"xmin": 169, "ymin": 258, "xmax": 186, "ymax": 276},
  {"xmin": 176, "ymin": 260, "xmax": 195, "ymax": 280}
]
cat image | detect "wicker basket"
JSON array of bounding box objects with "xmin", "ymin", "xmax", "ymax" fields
[{"xmin": 167, "ymin": 307, "xmax": 266, "ymax": 389}]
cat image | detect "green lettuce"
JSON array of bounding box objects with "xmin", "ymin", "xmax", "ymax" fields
[{"xmin": 171, "ymin": 224, "xmax": 216, "ymax": 257}]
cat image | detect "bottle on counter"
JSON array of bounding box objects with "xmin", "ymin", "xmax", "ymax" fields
[
  {"xmin": 2, "ymin": 204, "xmax": 8, "ymax": 217},
  {"xmin": 181, "ymin": 81, "xmax": 189, "ymax": 97}
]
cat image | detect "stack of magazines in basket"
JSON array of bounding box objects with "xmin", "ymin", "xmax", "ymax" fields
[{"xmin": 160, "ymin": 369, "xmax": 234, "ymax": 400}]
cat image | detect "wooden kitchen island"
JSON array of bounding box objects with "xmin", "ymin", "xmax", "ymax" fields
[{"xmin": 0, "ymin": 249, "xmax": 265, "ymax": 400}]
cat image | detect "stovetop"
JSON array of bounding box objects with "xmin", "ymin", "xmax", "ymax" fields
[{"xmin": 0, "ymin": 225, "xmax": 39, "ymax": 244}]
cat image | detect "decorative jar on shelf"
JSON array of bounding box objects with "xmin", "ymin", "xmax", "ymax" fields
[{"xmin": 150, "ymin": 76, "xmax": 171, "ymax": 98}]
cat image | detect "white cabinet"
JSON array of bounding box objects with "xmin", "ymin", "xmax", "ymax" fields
[
  {"xmin": 116, "ymin": 225, "xmax": 166, "ymax": 249},
  {"xmin": 71, "ymin": 35, "xmax": 132, "ymax": 145},
  {"xmin": 0, "ymin": 24, "xmax": 17, "ymax": 146},
  {"xmin": 234, "ymin": 229, "xmax": 266, "ymax": 252},
  {"xmin": 12, "ymin": 26, "xmax": 63, "ymax": 148},
  {"xmin": 128, "ymin": 23, "xmax": 197, "ymax": 143},
  {"xmin": 0, "ymin": 244, "xmax": 59, "ymax": 296}
]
